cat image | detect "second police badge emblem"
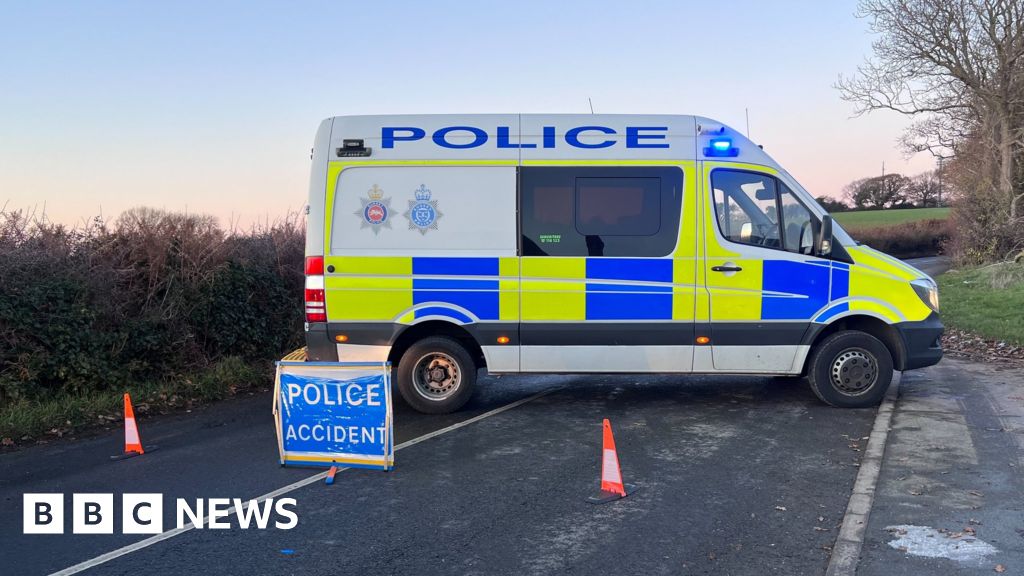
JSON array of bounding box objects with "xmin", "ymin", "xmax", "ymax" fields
[{"xmin": 404, "ymin": 184, "xmax": 443, "ymax": 235}]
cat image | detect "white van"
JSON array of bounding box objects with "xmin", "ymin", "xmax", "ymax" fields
[{"xmin": 303, "ymin": 115, "xmax": 943, "ymax": 413}]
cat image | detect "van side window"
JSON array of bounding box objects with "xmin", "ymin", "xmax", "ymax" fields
[
  {"xmin": 520, "ymin": 167, "xmax": 683, "ymax": 257},
  {"xmin": 779, "ymin": 183, "xmax": 816, "ymax": 254},
  {"xmin": 711, "ymin": 170, "xmax": 781, "ymax": 248}
]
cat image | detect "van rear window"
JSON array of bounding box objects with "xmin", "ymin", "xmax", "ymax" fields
[{"xmin": 520, "ymin": 167, "xmax": 682, "ymax": 257}]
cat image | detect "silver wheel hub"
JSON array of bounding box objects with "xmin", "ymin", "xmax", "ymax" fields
[
  {"xmin": 412, "ymin": 352, "xmax": 461, "ymax": 401},
  {"xmin": 830, "ymin": 349, "xmax": 877, "ymax": 395}
]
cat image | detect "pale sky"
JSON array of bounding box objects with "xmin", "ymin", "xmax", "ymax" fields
[{"xmin": 0, "ymin": 0, "xmax": 935, "ymax": 227}]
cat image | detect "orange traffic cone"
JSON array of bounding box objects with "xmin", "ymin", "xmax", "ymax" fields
[
  {"xmin": 111, "ymin": 393, "xmax": 154, "ymax": 460},
  {"xmin": 123, "ymin": 393, "xmax": 144, "ymax": 455},
  {"xmin": 587, "ymin": 419, "xmax": 638, "ymax": 504}
]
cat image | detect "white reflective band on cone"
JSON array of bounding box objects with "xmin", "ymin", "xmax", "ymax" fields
[
  {"xmin": 602, "ymin": 448, "xmax": 622, "ymax": 484},
  {"xmin": 125, "ymin": 419, "xmax": 141, "ymax": 444}
]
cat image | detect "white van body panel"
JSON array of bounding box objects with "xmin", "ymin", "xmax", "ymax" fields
[
  {"xmin": 305, "ymin": 118, "xmax": 333, "ymax": 256},
  {"xmin": 520, "ymin": 345, "xmax": 695, "ymax": 373},
  {"xmin": 330, "ymin": 166, "xmax": 517, "ymax": 257}
]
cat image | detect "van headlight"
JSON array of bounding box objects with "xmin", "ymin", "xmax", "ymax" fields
[{"xmin": 911, "ymin": 278, "xmax": 940, "ymax": 312}]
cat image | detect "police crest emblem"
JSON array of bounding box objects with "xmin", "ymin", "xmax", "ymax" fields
[
  {"xmin": 354, "ymin": 184, "xmax": 392, "ymax": 234},
  {"xmin": 403, "ymin": 184, "xmax": 443, "ymax": 235}
]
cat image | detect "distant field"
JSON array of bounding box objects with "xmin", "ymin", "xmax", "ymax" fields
[{"xmin": 832, "ymin": 207, "xmax": 951, "ymax": 230}]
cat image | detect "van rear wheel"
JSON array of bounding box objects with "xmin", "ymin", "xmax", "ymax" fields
[
  {"xmin": 397, "ymin": 336, "xmax": 476, "ymax": 414},
  {"xmin": 807, "ymin": 330, "xmax": 893, "ymax": 408}
]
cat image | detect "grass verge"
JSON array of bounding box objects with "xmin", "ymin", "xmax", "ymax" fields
[
  {"xmin": 938, "ymin": 262, "xmax": 1024, "ymax": 346},
  {"xmin": 0, "ymin": 356, "xmax": 267, "ymax": 444}
]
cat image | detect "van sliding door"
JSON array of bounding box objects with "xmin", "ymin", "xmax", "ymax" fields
[{"xmin": 518, "ymin": 165, "xmax": 694, "ymax": 372}]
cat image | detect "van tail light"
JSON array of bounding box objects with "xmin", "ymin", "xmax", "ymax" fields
[
  {"xmin": 305, "ymin": 256, "xmax": 327, "ymax": 323},
  {"xmin": 305, "ymin": 287, "xmax": 326, "ymax": 322},
  {"xmin": 305, "ymin": 256, "xmax": 324, "ymax": 276}
]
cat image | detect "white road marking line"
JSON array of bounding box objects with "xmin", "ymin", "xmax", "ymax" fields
[
  {"xmin": 48, "ymin": 388, "xmax": 554, "ymax": 576},
  {"xmin": 825, "ymin": 373, "xmax": 900, "ymax": 576}
]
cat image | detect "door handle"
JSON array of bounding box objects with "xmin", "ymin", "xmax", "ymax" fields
[{"xmin": 711, "ymin": 265, "xmax": 743, "ymax": 273}]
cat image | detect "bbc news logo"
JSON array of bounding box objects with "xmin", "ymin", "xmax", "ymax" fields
[{"xmin": 23, "ymin": 494, "xmax": 298, "ymax": 534}]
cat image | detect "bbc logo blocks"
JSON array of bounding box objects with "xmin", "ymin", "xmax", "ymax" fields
[{"xmin": 24, "ymin": 494, "xmax": 163, "ymax": 535}]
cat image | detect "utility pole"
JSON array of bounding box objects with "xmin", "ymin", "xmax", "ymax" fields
[{"xmin": 937, "ymin": 157, "xmax": 944, "ymax": 207}]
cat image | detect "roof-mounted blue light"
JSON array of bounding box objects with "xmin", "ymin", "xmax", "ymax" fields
[{"xmin": 704, "ymin": 137, "xmax": 739, "ymax": 157}]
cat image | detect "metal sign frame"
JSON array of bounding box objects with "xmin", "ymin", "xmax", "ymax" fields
[{"xmin": 273, "ymin": 361, "xmax": 393, "ymax": 471}]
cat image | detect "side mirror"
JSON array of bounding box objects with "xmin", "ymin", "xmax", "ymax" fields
[{"xmin": 817, "ymin": 215, "xmax": 833, "ymax": 257}]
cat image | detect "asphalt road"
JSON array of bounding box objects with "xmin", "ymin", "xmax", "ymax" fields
[
  {"xmin": 905, "ymin": 255, "xmax": 951, "ymax": 277},
  {"xmin": 1, "ymin": 372, "xmax": 876, "ymax": 576}
]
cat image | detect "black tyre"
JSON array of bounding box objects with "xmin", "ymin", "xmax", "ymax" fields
[
  {"xmin": 396, "ymin": 336, "xmax": 476, "ymax": 414},
  {"xmin": 807, "ymin": 330, "xmax": 894, "ymax": 408}
]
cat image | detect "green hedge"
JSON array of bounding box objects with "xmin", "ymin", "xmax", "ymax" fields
[{"xmin": 0, "ymin": 208, "xmax": 305, "ymax": 403}]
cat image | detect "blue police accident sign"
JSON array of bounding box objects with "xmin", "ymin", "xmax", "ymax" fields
[{"xmin": 273, "ymin": 361, "xmax": 393, "ymax": 471}]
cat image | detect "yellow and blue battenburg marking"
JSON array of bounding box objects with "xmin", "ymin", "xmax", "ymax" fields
[
  {"xmin": 584, "ymin": 259, "xmax": 673, "ymax": 320},
  {"xmin": 411, "ymin": 257, "xmax": 501, "ymax": 322},
  {"xmin": 759, "ymin": 260, "xmax": 850, "ymax": 321},
  {"xmin": 814, "ymin": 262, "xmax": 851, "ymax": 323},
  {"xmin": 405, "ymin": 257, "xmax": 677, "ymax": 323},
  {"xmin": 327, "ymin": 255, "xmax": 909, "ymax": 328},
  {"xmin": 329, "ymin": 256, "xmax": 691, "ymax": 324}
]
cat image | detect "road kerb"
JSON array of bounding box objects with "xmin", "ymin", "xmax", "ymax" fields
[{"xmin": 825, "ymin": 373, "xmax": 901, "ymax": 576}]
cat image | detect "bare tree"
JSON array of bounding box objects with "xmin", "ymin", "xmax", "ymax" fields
[
  {"xmin": 837, "ymin": 0, "xmax": 1024, "ymax": 223},
  {"xmin": 906, "ymin": 170, "xmax": 942, "ymax": 207}
]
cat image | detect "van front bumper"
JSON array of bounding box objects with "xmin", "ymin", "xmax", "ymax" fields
[{"xmin": 896, "ymin": 312, "xmax": 944, "ymax": 370}]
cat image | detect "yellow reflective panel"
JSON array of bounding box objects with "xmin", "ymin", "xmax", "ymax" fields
[
  {"xmin": 327, "ymin": 290, "xmax": 412, "ymax": 321},
  {"xmin": 521, "ymin": 257, "xmax": 585, "ymax": 321},
  {"xmin": 326, "ymin": 256, "xmax": 412, "ymax": 276},
  {"xmin": 499, "ymin": 256, "xmax": 520, "ymax": 321}
]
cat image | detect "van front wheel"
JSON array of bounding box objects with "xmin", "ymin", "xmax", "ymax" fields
[
  {"xmin": 397, "ymin": 336, "xmax": 477, "ymax": 414},
  {"xmin": 807, "ymin": 330, "xmax": 893, "ymax": 408}
]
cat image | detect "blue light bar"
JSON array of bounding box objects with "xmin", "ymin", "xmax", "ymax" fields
[{"xmin": 703, "ymin": 137, "xmax": 739, "ymax": 157}]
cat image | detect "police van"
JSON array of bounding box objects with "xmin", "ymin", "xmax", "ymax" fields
[{"xmin": 303, "ymin": 115, "xmax": 943, "ymax": 413}]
